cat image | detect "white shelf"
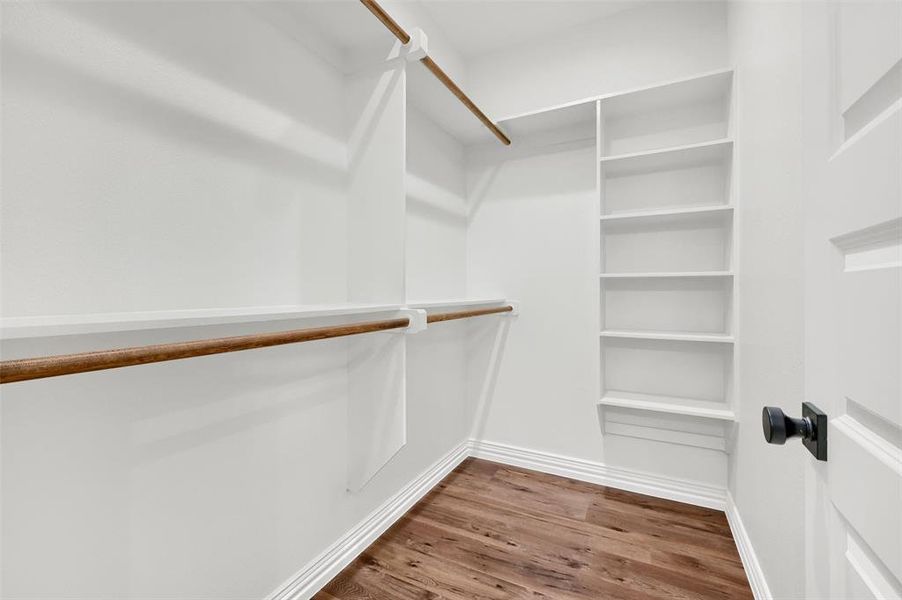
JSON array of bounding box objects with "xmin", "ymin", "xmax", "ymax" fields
[
  {"xmin": 600, "ymin": 330, "xmax": 734, "ymax": 343},
  {"xmin": 0, "ymin": 303, "xmax": 412, "ymax": 340},
  {"xmin": 407, "ymin": 298, "xmax": 507, "ymax": 310},
  {"xmin": 598, "ymin": 392, "xmax": 736, "ymax": 421},
  {"xmin": 600, "ymin": 205, "xmax": 733, "ymax": 222},
  {"xmin": 498, "ymin": 68, "xmax": 734, "ymax": 123},
  {"xmin": 600, "ymin": 271, "xmax": 733, "ymax": 279},
  {"xmin": 499, "ymin": 101, "xmax": 596, "ymax": 141},
  {"xmin": 598, "ymin": 70, "xmax": 733, "ymax": 120},
  {"xmin": 1, "ymin": 298, "xmax": 512, "ymax": 340},
  {"xmin": 599, "ymin": 139, "xmax": 733, "ymax": 177}
]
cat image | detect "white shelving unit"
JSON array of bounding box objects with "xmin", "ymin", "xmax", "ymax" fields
[{"xmin": 597, "ymin": 69, "xmax": 738, "ymax": 449}]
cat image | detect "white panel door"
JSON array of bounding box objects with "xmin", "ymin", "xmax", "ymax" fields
[{"xmin": 802, "ymin": 1, "xmax": 902, "ymax": 598}]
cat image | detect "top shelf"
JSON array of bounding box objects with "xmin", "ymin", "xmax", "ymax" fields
[
  {"xmin": 600, "ymin": 139, "xmax": 733, "ymax": 177},
  {"xmin": 598, "ymin": 69, "xmax": 733, "ymax": 158},
  {"xmin": 499, "ymin": 101, "xmax": 596, "ymax": 142},
  {"xmin": 598, "ymin": 70, "xmax": 733, "ymax": 120}
]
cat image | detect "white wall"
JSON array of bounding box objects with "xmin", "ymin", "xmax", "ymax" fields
[
  {"xmin": 0, "ymin": 3, "xmax": 472, "ymax": 598},
  {"xmin": 1, "ymin": 320, "xmax": 472, "ymax": 599},
  {"xmin": 0, "ymin": 2, "xmax": 349, "ymax": 316},
  {"xmin": 467, "ymin": 2, "xmax": 729, "ymax": 118},
  {"xmin": 406, "ymin": 106, "xmax": 468, "ymax": 301},
  {"xmin": 466, "ymin": 133, "xmax": 602, "ymax": 460},
  {"xmin": 727, "ymin": 2, "xmax": 806, "ymax": 598}
]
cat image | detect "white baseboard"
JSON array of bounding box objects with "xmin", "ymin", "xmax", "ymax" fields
[
  {"xmin": 266, "ymin": 440, "xmax": 470, "ymax": 600},
  {"xmin": 469, "ymin": 439, "xmax": 727, "ymax": 510},
  {"xmin": 268, "ymin": 437, "xmax": 732, "ymax": 600},
  {"xmin": 725, "ymin": 492, "xmax": 772, "ymax": 600}
]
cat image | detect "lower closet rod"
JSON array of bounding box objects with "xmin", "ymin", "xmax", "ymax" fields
[
  {"xmin": 0, "ymin": 306, "xmax": 515, "ymax": 384},
  {"xmin": 0, "ymin": 318, "xmax": 411, "ymax": 384},
  {"xmin": 427, "ymin": 305, "xmax": 514, "ymax": 323}
]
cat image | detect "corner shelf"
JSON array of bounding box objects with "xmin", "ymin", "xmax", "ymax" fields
[
  {"xmin": 600, "ymin": 205, "xmax": 733, "ymax": 222},
  {"xmin": 597, "ymin": 392, "xmax": 736, "ymax": 421},
  {"xmin": 599, "ymin": 139, "xmax": 733, "ymax": 177},
  {"xmin": 600, "ymin": 271, "xmax": 733, "ymax": 279},
  {"xmin": 600, "ymin": 330, "xmax": 734, "ymax": 344}
]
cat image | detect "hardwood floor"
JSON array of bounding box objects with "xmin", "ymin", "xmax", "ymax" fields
[{"xmin": 315, "ymin": 458, "xmax": 753, "ymax": 599}]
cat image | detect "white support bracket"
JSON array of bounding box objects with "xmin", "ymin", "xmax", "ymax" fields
[
  {"xmin": 398, "ymin": 308, "xmax": 427, "ymax": 333},
  {"xmin": 404, "ymin": 28, "xmax": 428, "ymax": 61}
]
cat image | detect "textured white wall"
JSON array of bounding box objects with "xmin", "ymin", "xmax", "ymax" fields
[{"xmin": 727, "ymin": 2, "xmax": 806, "ymax": 598}]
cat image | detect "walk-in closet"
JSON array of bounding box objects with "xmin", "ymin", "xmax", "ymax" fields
[{"xmin": 1, "ymin": 1, "xmax": 900, "ymax": 598}]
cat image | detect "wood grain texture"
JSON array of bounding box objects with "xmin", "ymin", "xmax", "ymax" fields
[
  {"xmin": 418, "ymin": 56, "xmax": 512, "ymax": 146},
  {"xmin": 360, "ymin": 0, "xmax": 410, "ymax": 44},
  {"xmin": 0, "ymin": 318, "xmax": 410, "ymax": 384},
  {"xmin": 358, "ymin": 0, "xmax": 512, "ymax": 146},
  {"xmin": 316, "ymin": 458, "xmax": 753, "ymax": 599},
  {"xmin": 427, "ymin": 305, "xmax": 514, "ymax": 324}
]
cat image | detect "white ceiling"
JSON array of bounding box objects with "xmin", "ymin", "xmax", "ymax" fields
[
  {"xmin": 418, "ymin": 1, "xmax": 644, "ymax": 60},
  {"xmin": 291, "ymin": 1, "xmax": 646, "ymax": 62}
]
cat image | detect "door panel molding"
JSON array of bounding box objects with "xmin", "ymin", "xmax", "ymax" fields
[{"xmin": 830, "ymin": 416, "xmax": 902, "ymax": 583}]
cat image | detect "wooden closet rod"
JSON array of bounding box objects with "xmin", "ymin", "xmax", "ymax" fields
[
  {"xmin": 359, "ymin": 0, "xmax": 512, "ymax": 146},
  {"xmin": 0, "ymin": 318, "xmax": 411, "ymax": 384},
  {"xmin": 427, "ymin": 305, "xmax": 514, "ymax": 324}
]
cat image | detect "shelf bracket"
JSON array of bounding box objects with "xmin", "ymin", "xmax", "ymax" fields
[
  {"xmin": 404, "ymin": 28, "xmax": 428, "ymax": 62},
  {"xmin": 399, "ymin": 308, "xmax": 427, "ymax": 334}
]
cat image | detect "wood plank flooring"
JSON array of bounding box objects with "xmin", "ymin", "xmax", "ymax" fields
[{"xmin": 315, "ymin": 458, "xmax": 753, "ymax": 599}]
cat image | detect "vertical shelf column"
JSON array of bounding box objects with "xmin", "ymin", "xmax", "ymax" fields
[
  {"xmin": 596, "ymin": 70, "xmax": 738, "ymax": 452},
  {"xmin": 345, "ymin": 55, "xmax": 409, "ymax": 491}
]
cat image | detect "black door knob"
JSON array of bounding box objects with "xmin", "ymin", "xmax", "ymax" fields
[
  {"xmin": 762, "ymin": 406, "xmax": 812, "ymax": 444},
  {"xmin": 762, "ymin": 403, "xmax": 828, "ymax": 462}
]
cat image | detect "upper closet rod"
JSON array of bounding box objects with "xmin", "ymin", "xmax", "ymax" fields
[
  {"xmin": 0, "ymin": 306, "xmax": 514, "ymax": 384},
  {"xmin": 359, "ymin": 0, "xmax": 512, "ymax": 146}
]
